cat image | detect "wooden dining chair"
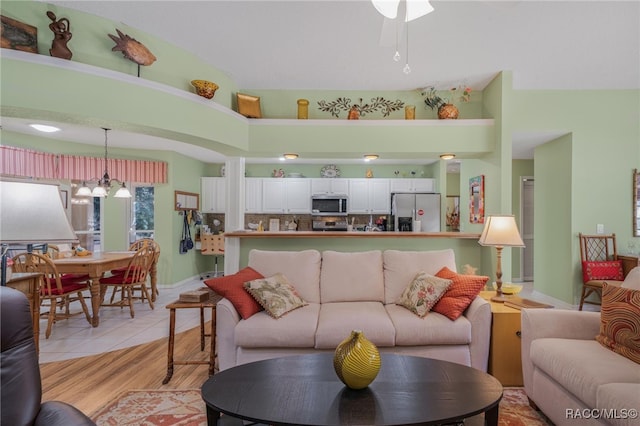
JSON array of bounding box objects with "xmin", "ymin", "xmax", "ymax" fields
[
  {"xmin": 578, "ymin": 233, "xmax": 624, "ymax": 310},
  {"xmin": 11, "ymin": 252, "xmax": 92, "ymax": 338},
  {"xmin": 109, "ymin": 238, "xmax": 160, "ymax": 303},
  {"xmin": 99, "ymin": 247, "xmax": 154, "ymax": 318}
]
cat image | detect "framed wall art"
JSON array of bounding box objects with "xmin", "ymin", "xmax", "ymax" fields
[
  {"xmin": 469, "ymin": 175, "xmax": 485, "ymax": 224},
  {"xmin": 1, "ymin": 15, "xmax": 38, "ymax": 53}
]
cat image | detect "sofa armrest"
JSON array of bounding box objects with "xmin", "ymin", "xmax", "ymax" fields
[
  {"xmin": 216, "ymin": 298, "xmax": 241, "ymax": 371},
  {"xmin": 464, "ymin": 296, "xmax": 492, "ymax": 372},
  {"xmin": 35, "ymin": 401, "xmax": 95, "ymax": 426},
  {"xmin": 521, "ymin": 309, "xmax": 600, "ymax": 395}
]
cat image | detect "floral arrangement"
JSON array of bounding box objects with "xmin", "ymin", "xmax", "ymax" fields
[
  {"xmin": 317, "ymin": 97, "xmax": 405, "ymax": 118},
  {"xmin": 420, "ymin": 85, "xmax": 472, "ymax": 111}
]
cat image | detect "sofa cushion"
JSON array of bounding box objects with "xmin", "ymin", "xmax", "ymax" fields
[
  {"xmin": 581, "ymin": 260, "xmax": 624, "ymax": 283},
  {"xmin": 248, "ymin": 249, "xmax": 321, "ymax": 303},
  {"xmin": 432, "ymin": 267, "xmax": 488, "ymax": 320},
  {"xmin": 244, "ymin": 273, "xmax": 308, "ymax": 319},
  {"xmin": 530, "ymin": 338, "xmax": 640, "ymax": 408},
  {"xmin": 235, "ymin": 303, "xmax": 320, "ymax": 348},
  {"xmin": 385, "ymin": 304, "xmax": 471, "ymax": 345},
  {"xmin": 204, "ymin": 266, "xmax": 264, "ymax": 319},
  {"xmin": 596, "ymin": 283, "xmax": 640, "ymax": 364},
  {"xmin": 395, "ymin": 272, "xmax": 452, "ymax": 317},
  {"xmin": 383, "ymin": 249, "xmax": 457, "ymax": 304},
  {"xmin": 315, "ymin": 302, "xmax": 395, "ymax": 348},
  {"xmin": 596, "ymin": 383, "xmax": 640, "ymax": 426},
  {"xmin": 320, "ymin": 251, "xmax": 384, "ymax": 303},
  {"xmin": 622, "ymin": 266, "xmax": 640, "ymax": 290}
]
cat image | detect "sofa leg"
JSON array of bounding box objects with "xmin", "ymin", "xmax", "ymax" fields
[{"xmin": 527, "ymin": 397, "xmax": 540, "ymax": 411}]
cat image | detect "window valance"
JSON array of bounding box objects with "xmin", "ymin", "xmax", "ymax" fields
[{"xmin": 0, "ymin": 146, "xmax": 167, "ymax": 184}]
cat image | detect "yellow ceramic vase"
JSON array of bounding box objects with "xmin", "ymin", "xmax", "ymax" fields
[
  {"xmin": 191, "ymin": 80, "xmax": 219, "ymax": 99},
  {"xmin": 333, "ymin": 330, "xmax": 381, "ymax": 390}
]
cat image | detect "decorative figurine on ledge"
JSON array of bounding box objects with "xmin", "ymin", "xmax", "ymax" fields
[{"xmin": 47, "ymin": 11, "xmax": 72, "ymax": 60}]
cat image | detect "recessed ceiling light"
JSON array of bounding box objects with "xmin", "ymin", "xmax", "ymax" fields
[
  {"xmin": 440, "ymin": 153, "xmax": 456, "ymax": 160},
  {"xmin": 29, "ymin": 124, "xmax": 61, "ymax": 133},
  {"xmin": 364, "ymin": 154, "xmax": 379, "ymax": 161},
  {"xmin": 283, "ymin": 153, "xmax": 299, "ymax": 160}
]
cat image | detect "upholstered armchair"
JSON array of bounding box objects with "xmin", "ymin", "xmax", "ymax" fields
[{"xmin": 0, "ymin": 286, "xmax": 96, "ymax": 426}]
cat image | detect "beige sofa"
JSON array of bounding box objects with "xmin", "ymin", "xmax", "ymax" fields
[
  {"xmin": 216, "ymin": 249, "xmax": 491, "ymax": 372},
  {"xmin": 521, "ymin": 267, "xmax": 640, "ymax": 426}
]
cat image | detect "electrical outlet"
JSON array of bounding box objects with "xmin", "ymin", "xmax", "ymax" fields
[{"xmin": 596, "ymin": 224, "xmax": 605, "ymax": 234}]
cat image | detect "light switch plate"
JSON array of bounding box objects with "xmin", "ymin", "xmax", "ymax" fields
[{"xmin": 596, "ymin": 224, "xmax": 605, "ymax": 234}]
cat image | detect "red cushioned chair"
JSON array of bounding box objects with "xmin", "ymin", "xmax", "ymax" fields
[
  {"xmin": 99, "ymin": 246, "xmax": 154, "ymax": 318},
  {"xmin": 12, "ymin": 252, "xmax": 91, "ymax": 338},
  {"xmin": 109, "ymin": 238, "xmax": 160, "ymax": 303},
  {"xmin": 578, "ymin": 233, "xmax": 624, "ymax": 310}
]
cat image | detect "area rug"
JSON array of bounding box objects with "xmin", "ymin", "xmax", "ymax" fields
[{"xmin": 92, "ymin": 387, "xmax": 550, "ymax": 425}]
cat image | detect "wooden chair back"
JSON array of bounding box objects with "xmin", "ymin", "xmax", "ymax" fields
[
  {"xmin": 129, "ymin": 238, "xmax": 160, "ymax": 264},
  {"xmin": 579, "ymin": 233, "xmax": 618, "ymax": 262},
  {"xmin": 11, "ymin": 252, "xmax": 63, "ymax": 296},
  {"xmin": 121, "ymin": 246, "xmax": 153, "ymax": 284}
]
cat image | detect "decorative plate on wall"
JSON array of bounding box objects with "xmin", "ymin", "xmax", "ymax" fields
[{"xmin": 320, "ymin": 164, "xmax": 340, "ymax": 178}]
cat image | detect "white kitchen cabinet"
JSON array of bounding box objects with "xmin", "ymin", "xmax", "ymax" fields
[
  {"xmin": 390, "ymin": 178, "xmax": 435, "ymax": 193},
  {"xmin": 310, "ymin": 178, "xmax": 349, "ymax": 195},
  {"xmin": 245, "ymin": 178, "xmax": 263, "ymax": 213},
  {"xmin": 201, "ymin": 177, "xmax": 226, "ymax": 213},
  {"xmin": 348, "ymin": 179, "xmax": 390, "ymax": 214},
  {"xmin": 262, "ymin": 178, "xmax": 311, "ymax": 213}
]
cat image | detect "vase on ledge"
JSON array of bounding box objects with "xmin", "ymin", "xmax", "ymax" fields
[
  {"xmin": 438, "ymin": 103, "xmax": 459, "ymax": 119},
  {"xmin": 333, "ymin": 330, "xmax": 381, "ymax": 390}
]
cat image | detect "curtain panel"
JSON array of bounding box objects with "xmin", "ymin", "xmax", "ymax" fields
[{"xmin": 0, "ymin": 146, "xmax": 167, "ymax": 184}]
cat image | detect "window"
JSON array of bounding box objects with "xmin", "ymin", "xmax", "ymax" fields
[
  {"xmin": 129, "ymin": 185, "xmax": 155, "ymax": 243},
  {"xmin": 70, "ymin": 182, "xmax": 102, "ymax": 252}
]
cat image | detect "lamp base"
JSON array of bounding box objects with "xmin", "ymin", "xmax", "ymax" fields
[{"xmin": 490, "ymin": 294, "xmax": 509, "ymax": 303}]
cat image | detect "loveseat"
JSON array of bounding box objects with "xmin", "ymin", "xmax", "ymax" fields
[
  {"xmin": 212, "ymin": 249, "xmax": 491, "ymax": 372},
  {"xmin": 521, "ymin": 267, "xmax": 640, "ymax": 426}
]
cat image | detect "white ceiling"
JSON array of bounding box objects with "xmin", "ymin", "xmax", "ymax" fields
[{"xmin": 6, "ymin": 0, "xmax": 639, "ymax": 166}]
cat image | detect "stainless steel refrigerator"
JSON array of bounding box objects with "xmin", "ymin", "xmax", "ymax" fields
[{"xmin": 391, "ymin": 193, "xmax": 441, "ymax": 232}]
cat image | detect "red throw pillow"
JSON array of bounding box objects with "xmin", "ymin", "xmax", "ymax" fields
[
  {"xmin": 205, "ymin": 267, "xmax": 264, "ymax": 319},
  {"xmin": 432, "ymin": 267, "xmax": 489, "ymax": 320},
  {"xmin": 581, "ymin": 261, "xmax": 624, "ymax": 283}
]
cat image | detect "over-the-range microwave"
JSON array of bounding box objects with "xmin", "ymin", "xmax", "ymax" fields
[{"xmin": 311, "ymin": 194, "xmax": 348, "ymax": 216}]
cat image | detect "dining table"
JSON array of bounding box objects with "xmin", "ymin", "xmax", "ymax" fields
[{"xmin": 52, "ymin": 251, "xmax": 148, "ymax": 327}]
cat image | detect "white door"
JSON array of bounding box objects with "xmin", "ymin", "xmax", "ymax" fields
[
  {"xmin": 245, "ymin": 178, "xmax": 262, "ymax": 213},
  {"xmin": 284, "ymin": 179, "xmax": 311, "ymax": 213},
  {"xmin": 348, "ymin": 179, "xmax": 370, "ymax": 213},
  {"xmin": 370, "ymin": 179, "xmax": 391, "ymax": 213},
  {"xmin": 262, "ymin": 180, "xmax": 285, "ymax": 213}
]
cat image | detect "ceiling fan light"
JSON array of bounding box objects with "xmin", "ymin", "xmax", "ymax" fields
[
  {"xmin": 371, "ymin": 0, "xmax": 400, "ymax": 19},
  {"xmin": 406, "ymin": 0, "xmax": 434, "ymax": 22}
]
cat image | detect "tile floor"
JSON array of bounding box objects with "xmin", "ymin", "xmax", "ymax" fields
[{"xmin": 38, "ymin": 279, "xmax": 590, "ymax": 364}]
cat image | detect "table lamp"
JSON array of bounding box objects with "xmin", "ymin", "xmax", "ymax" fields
[
  {"xmin": 478, "ymin": 215, "xmax": 525, "ymax": 302},
  {"xmin": 1, "ymin": 180, "xmax": 78, "ymax": 286}
]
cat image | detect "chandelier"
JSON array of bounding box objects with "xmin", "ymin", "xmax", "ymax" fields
[{"xmin": 76, "ymin": 128, "xmax": 131, "ymax": 198}]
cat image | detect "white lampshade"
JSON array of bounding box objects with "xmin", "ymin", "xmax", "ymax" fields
[
  {"xmin": 75, "ymin": 182, "xmax": 92, "ymax": 197},
  {"xmin": 114, "ymin": 183, "xmax": 132, "ymax": 198},
  {"xmin": 92, "ymin": 185, "xmax": 108, "ymax": 198},
  {"xmin": 478, "ymin": 215, "xmax": 525, "ymax": 248},
  {"xmin": 0, "ymin": 180, "xmax": 78, "ymax": 244}
]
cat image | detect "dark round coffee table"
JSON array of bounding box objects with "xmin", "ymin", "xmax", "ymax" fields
[{"xmin": 201, "ymin": 353, "xmax": 503, "ymax": 426}]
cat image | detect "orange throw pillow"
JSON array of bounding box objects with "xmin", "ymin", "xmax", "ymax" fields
[
  {"xmin": 204, "ymin": 267, "xmax": 264, "ymax": 319},
  {"xmin": 432, "ymin": 266, "xmax": 489, "ymax": 320}
]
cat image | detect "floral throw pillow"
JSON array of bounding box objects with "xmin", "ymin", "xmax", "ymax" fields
[
  {"xmin": 396, "ymin": 272, "xmax": 452, "ymax": 318},
  {"xmin": 244, "ymin": 273, "xmax": 308, "ymax": 319},
  {"xmin": 596, "ymin": 283, "xmax": 640, "ymax": 364}
]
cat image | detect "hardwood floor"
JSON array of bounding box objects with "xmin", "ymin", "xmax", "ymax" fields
[{"xmin": 40, "ymin": 322, "xmax": 213, "ymax": 416}]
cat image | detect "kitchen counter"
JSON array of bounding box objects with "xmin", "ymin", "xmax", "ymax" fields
[{"xmin": 225, "ymin": 231, "xmax": 480, "ymax": 239}]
